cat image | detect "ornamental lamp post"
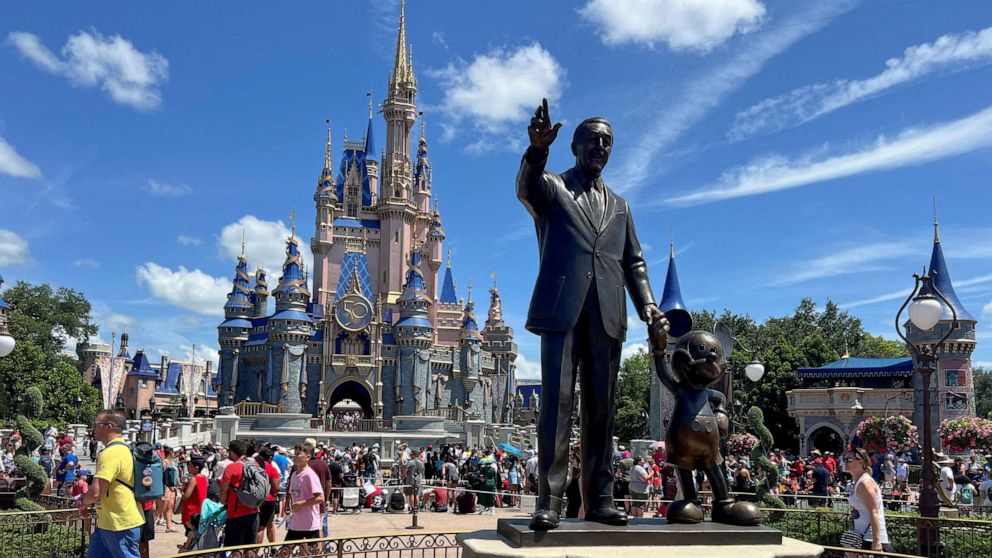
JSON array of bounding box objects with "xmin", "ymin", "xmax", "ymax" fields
[
  {"xmin": 717, "ymin": 321, "xmax": 765, "ymax": 437},
  {"xmin": 894, "ymin": 270, "xmax": 957, "ymax": 557},
  {"xmin": 0, "ymin": 275, "xmax": 15, "ymax": 358}
]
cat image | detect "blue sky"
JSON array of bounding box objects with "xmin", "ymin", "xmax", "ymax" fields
[{"xmin": 1, "ymin": 0, "xmax": 991, "ymax": 378}]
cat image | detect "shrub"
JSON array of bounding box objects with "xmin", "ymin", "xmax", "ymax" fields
[
  {"xmin": 13, "ymin": 498, "xmax": 44, "ymax": 512},
  {"xmin": 23, "ymin": 387, "xmax": 44, "ymax": 419},
  {"xmin": 12, "ymin": 455, "xmax": 48, "ymax": 499},
  {"xmin": 13, "ymin": 415, "xmax": 43, "ymax": 457}
]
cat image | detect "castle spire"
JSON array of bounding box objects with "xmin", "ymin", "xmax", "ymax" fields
[
  {"xmin": 364, "ymin": 93, "xmax": 376, "ymax": 157},
  {"xmin": 440, "ymin": 246, "xmax": 457, "ymax": 304},
  {"xmin": 659, "ymin": 239, "xmax": 686, "ymax": 315},
  {"xmin": 933, "ymin": 195, "xmax": 940, "ymax": 244},
  {"xmin": 927, "ymin": 212, "xmax": 973, "ymax": 321},
  {"xmin": 389, "ymin": 0, "xmax": 416, "ymax": 91}
]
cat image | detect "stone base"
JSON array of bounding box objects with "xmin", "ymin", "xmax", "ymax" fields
[
  {"xmin": 497, "ymin": 519, "xmax": 781, "ymax": 547},
  {"xmin": 458, "ymin": 520, "xmax": 823, "ymax": 558},
  {"xmin": 254, "ymin": 413, "xmax": 312, "ymax": 430}
]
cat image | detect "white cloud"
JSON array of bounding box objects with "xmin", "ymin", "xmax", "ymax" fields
[
  {"xmin": 73, "ymin": 258, "xmax": 100, "ymax": 268},
  {"xmin": 775, "ymin": 241, "xmax": 916, "ymax": 286},
  {"xmin": 430, "ymin": 43, "xmax": 564, "ymax": 143},
  {"xmin": 0, "ymin": 229, "xmax": 31, "ymax": 266},
  {"xmin": 622, "ymin": 342, "xmax": 649, "ymax": 362},
  {"xmin": 218, "ymin": 215, "xmax": 312, "ymax": 280},
  {"xmin": 145, "ymin": 179, "xmax": 190, "ymax": 197},
  {"xmin": 7, "ymin": 30, "xmax": 168, "ymax": 110},
  {"xmin": 974, "ymin": 360, "xmax": 992, "ymax": 370},
  {"xmin": 665, "ymin": 103, "xmax": 992, "ymax": 206},
  {"xmin": 841, "ymin": 273, "xmax": 992, "ymax": 310},
  {"xmin": 177, "ymin": 235, "xmax": 203, "ymax": 246},
  {"xmin": 432, "ymin": 31, "xmax": 449, "ymax": 50},
  {"xmin": 730, "ymin": 26, "xmax": 992, "ymax": 141},
  {"xmin": 135, "ymin": 262, "xmax": 228, "ymax": 316},
  {"xmin": 984, "ymin": 300, "xmax": 992, "ymax": 319},
  {"xmin": 0, "ymin": 136, "xmax": 42, "ymax": 178},
  {"xmin": 579, "ymin": 0, "xmax": 765, "ymax": 52},
  {"xmin": 611, "ymin": 1, "xmax": 857, "ymax": 194},
  {"xmin": 514, "ymin": 353, "xmax": 542, "ymax": 380}
]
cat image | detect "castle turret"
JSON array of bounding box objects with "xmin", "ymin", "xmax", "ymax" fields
[
  {"xmin": 218, "ymin": 252, "xmax": 252, "ymax": 406},
  {"xmin": 436, "ymin": 247, "xmax": 462, "ymax": 345},
  {"xmin": 481, "ymin": 273, "xmax": 518, "ymax": 423},
  {"xmin": 269, "ymin": 233, "xmax": 313, "ymax": 410},
  {"xmin": 414, "ymin": 121, "xmax": 432, "ymax": 215},
  {"xmin": 364, "ymin": 98, "xmax": 379, "ymax": 198},
  {"xmin": 392, "ymin": 246, "xmax": 434, "ymax": 416},
  {"xmin": 312, "ymin": 127, "xmax": 337, "ymax": 308},
  {"xmin": 252, "ymin": 268, "xmax": 269, "ymax": 318},
  {"xmin": 377, "ymin": 0, "xmax": 419, "ymax": 312},
  {"xmin": 907, "ymin": 211, "xmax": 978, "ymax": 446}
]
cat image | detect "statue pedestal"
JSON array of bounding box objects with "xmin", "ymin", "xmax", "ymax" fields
[{"xmin": 457, "ymin": 520, "xmax": 822, "ymax": 558}]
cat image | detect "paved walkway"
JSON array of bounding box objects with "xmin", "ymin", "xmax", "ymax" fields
[{"xmin": 149, "ymin": 505, "xmax": 533, "ymax": 557}]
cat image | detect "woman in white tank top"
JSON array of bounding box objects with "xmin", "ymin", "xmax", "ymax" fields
[{"xmin": 844, "ymin": 448, "xmax": 893, "ymax": 553}]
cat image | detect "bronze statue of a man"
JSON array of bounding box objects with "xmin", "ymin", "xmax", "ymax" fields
[{"xmin": 517, "ymin": 99, "xmax": 669, "ymax": 530}]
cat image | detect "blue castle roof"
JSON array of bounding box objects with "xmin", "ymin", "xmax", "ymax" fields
[
  {"xmin": 928, "ymin": 228, "xmax": 974, "ymax": 321},
  {"xmin": 224, "ymin": 256, "xmax": 252, "ymax": 310},
  {"xmin": 128, "ymin": 351, "xmax": 160, "ymax": 379},
  {"xmin": 272, "ymin": 309, "xmax": 312, "ymax": 323},
  {"xmin": 365, "ymin": 113, "xmax": 376, "ymax": 159},
  {"xmin": 797, "ymin": 357, "xmax": 913, "ymax": 380},
  {"xmin": 0, "ymin": 274, "xmax": 8, "ymax": 309},
  {"xmin": 333, "ymin": 218, "xmax": 380, "ymax": 229},
  {"xmin": 659, "ymin": 243, "xmax": 686, "ymax": 313},
  {"xmin": 440, "ymin": 264, "xmax": 457, "ymax": 304},
  {"xmin": 274, "ymin": 236, "xmax": 309, "ymax": 296},
  {"xmin": 336, "ymin": 251, "xmax": 374, "ymax": 301},
  {"xmin": 336, "ymin": 146, "xmax": 373, "ymax": 206}
]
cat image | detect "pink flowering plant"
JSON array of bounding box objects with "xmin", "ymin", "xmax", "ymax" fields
[
  {"xmin": 854, "ymin": 415, "xmax": 919, "ymax": 453},
  {"xmin": 727, "ymin": 432, "xmax": 759, "ymax": 456},
  {"xmin": 939, "ymin": 417, "xmax": 992, "ymax": 453}
]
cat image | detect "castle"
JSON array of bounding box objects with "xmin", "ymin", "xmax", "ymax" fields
[{"xmin": 216, "ymin": 2, "xmax": 517, "ymax": 423}]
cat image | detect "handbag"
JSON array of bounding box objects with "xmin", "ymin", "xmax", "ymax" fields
[{"xmin": 839, "ymin": 526, "xmax": 868, "ymax": 549}]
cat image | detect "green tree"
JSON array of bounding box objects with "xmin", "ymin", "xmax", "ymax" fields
[
  {"xmin": 23, "ymin": 386, "xmax": 43, "ymax": 418},
  {"xmin": 615, "ymin": 348, "xmax": 652, "ymax": 443},
  {"xmin": 0, "ymin": 280, "xmax": 101, "ymax": 426},
  {"xmin": 856, "ymin": 333, "xmax": 909, "ymax": 358},
  {"xmin": 974, "ymin": 368, "xmax": 992, "ymax": 419}
]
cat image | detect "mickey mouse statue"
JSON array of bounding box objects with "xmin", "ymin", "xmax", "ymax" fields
[{"xmin": 650, "ymin": 323, "xmax": 762, "ymax": 525}]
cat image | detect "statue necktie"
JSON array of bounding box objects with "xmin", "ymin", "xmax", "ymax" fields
[{"xmin": 588, "ymin": 181, "xmax": 603, "ymax": 227}]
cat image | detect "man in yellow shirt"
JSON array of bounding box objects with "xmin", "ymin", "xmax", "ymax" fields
[{"xmin": 81, "ymin": 409, "xmax": 144, "ymax": 558}]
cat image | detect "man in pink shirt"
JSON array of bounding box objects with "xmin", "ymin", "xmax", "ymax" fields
[{"xmin": 286, "ymin": 444, "xmax": 324, "ymax": 542}]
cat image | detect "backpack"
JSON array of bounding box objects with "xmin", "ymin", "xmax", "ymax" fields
[
  {"xmin": 44, "ymin": 437, "xmax": 55, "ymax": 452},
  {"xmin": 234, "ymin": 461, "xmax": 269, "ymax": 509},
  {"xmin": 959, "ymin": 484, "xmax": 974, "ymax": 505},
  {"xmin": 164, "ymin": 463, "xmax": 179, "ymax": 488},
  {"xmin": 364, "ymin": 452, "xmax": 378, "ymax": 471},
  {"xmin": 109, "ymin": 441, "xmax": 164, "ymax": 502},
  {"xmin": 38, "ymin": 455, "xmax": 54, "ymax": 476}
]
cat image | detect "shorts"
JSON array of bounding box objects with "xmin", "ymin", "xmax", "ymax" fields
[
  {"xmin": 404, "ymin": 486, "xmax": 415, "ymax": 496},
  {"xmin": 286, "ymin": 529, "xmax": 320, "ymax": 541},
  {"xmin": 141, "ymin": 508, "xmax": 155, "ymax": 542},
  {"xmin": 224, "ymin": 513, "xmax": 259, "ymax": 547},
  {"xmin": 87, "ymin": 527, "xmax": 141, "ymax": 558},
  {"xmin": 258, "ymin": 500, "xmax": 278, "ymax": 529},
  {"xmin": 629, "ymin": 491, "xmax": 650, "ymax": 507}
]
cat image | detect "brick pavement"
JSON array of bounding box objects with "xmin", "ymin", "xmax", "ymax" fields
[{"xmin": 149, "ymin": 505, "xmax": 534, "ymax": 557}]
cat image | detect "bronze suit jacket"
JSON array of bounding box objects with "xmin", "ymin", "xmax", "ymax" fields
[{"xmin": 516, "ymin": 147, "xmax": 655, "ymax": 340}]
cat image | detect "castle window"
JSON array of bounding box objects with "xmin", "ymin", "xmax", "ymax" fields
[{"xmin": 394, "ymin": 231, "xmax": 399, "ymax": 243}]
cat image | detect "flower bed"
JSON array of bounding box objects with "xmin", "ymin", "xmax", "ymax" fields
[{"xmin": 727, "ymin": 432, "xmax": 759, "ymax": 456}]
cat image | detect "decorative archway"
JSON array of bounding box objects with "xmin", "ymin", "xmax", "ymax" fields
[
  {"xmin": 807, "ymin": 423, "xmax": 845, "ymax": 456},
  {"xmin": 325, "ymin": 379, "xmax": 374, "ymax": 419}
]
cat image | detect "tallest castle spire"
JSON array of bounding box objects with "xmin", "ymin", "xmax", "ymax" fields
[{"xmin": 389, "ymin": 0, "xmax": 417, "ymax": 92}]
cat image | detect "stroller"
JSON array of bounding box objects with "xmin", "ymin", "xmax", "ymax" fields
[
  {"xmin": 340, "ymin": 486, "xmax": 364, "ymax": 513},
  {"xmin": 183, "ymin": 499, "xmax": 226, "ymax": 555}
]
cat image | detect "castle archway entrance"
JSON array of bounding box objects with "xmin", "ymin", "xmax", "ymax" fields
[
  {"xmin": 327, "ymin": 380, "xmax": 374, "ymax": 420},
  {"xmin": 807, "ymin": 424, "xmax": 845, "ymax": 456}
]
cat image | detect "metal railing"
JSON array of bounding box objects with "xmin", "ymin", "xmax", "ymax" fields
[
  {"xmin": 0, "ymin": 507, "xmax": 93, "ymax": 558},
  {"xmin": 165, "ymin": 531, "xmax": 463, "ymax": 558},
  {"xmin": 34, "ymin": 494, "xmax": 76, "ymax": 510},
  {"xmin": 759, "ymin": 507, "xmax": 992, "ymax": 558}
]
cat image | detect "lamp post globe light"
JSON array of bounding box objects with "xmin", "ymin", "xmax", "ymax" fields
[
  {"xmin": 0, "ymin": 274, "xmax": 15, "ymax": 358},
  {"xmin": 894, "ymin": 270, "xmax": 957, "ymax": 556}
]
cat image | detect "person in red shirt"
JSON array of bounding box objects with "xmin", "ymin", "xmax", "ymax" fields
[
  {"xmin": 218, "ymin": 439, "xmax": 260, "ymax": 548},
  {"xmin": 178, "ymin": 456, "xmax": 208, "ymax": 551},
  {"xmin": 824, "ymin": 453, "xmax": 837, "ymax": 475},
  {"xmin": 255, "ymin": 447, "xmax": 281, "ymax": 543}
]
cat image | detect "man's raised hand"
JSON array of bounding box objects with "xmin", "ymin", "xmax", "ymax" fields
[{"xmin": 528, "ymin": 98, "xmax": 562, "ymax": 151}]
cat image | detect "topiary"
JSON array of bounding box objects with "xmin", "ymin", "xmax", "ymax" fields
[
  {"xmin": 13, "ymin": 454, "xmax": 48, "ymax": 500},
  {"xmin": 14, "ymin": 497, "xmax": 45, "ymax": 512},
  {"xmin": 23, "ymin": 386, "xmax": 44, "ymax": 419},
  {"xmin": 14, "ymin": 415, "xmax": 44, "ymax": 456},
  {"xmin": 746, "ymin": 406, "xmax": 786, "ymax": 515}
]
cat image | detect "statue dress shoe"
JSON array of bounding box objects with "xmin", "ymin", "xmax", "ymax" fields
[
  {"xmin": 585, "ymin": 507, "xmax": 629, "ymax": 526},
  {"xmin": 711, "ymin": 499, "xmax": 761, "ymax": 526},
  {"xmin": 665, "ymin": 500, "xmax": 704, "ymax": 524},
  {"xmin": 529, "ymin": 509, "xmax": 560, "ymax": 530}
]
